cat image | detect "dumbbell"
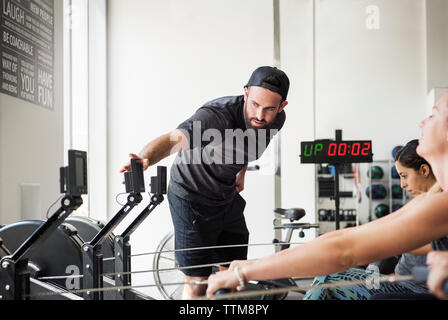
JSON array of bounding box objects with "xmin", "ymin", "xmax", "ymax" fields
[
  {"xmin": 344, "ymin": 209, "xmax": 354, "ymax": 222},
  {"xmin": 318, "ymin": 209, "xmax": 328, "ymax": 222},
  {"xmin": 339, "ymin": 209, "xmax": 348, "ymax": 221},
  {"xmin": 318, "ymin": 209, "xmax": 335, "ymax": 222},
  {"xmin": 345, "ymin": 209, "xmax": 357, "ymax": 221}
]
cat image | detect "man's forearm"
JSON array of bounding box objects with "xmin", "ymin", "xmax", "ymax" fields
[{"xmin": 138, "ymin": 130, "xmax": 186, "ymax": 165}]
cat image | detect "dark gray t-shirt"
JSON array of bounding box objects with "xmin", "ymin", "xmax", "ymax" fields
[
  {"xmin": 169, "ymin": 95, "xmax": 286, "ymax": 205},
  {"xmin": 394, "ymin": 253, "xmax": 428, "ymax": 293},
  {"xmin": 394, "ymin": 236, "xmax": 448, "ymax": 293},
  {"xmin": 432, "ymin": 236, "xmax": 448, "ymax": 251}
]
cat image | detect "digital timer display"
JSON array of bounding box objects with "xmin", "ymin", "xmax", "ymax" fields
[{"xmin": 300, "ymin": 140, "xmax": 373, "ymax": 164}]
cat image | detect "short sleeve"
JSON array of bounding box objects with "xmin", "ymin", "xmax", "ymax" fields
[{"xmin": 177, "ymin": 106, "xmax": 228, "ymax": 149}]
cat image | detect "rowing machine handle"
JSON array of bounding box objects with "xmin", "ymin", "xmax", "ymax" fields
[
  {"xmin": 214, "ymin": 289, "xmax": 231, "ymax": 296},
  {"xmin": 412, "ymin": 266, "xmax": 448, "ymax": 294}
]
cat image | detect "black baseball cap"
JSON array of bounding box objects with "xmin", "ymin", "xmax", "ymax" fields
[{"xmin": 245, "ymin": 66, "xmax": 290, "ymax": 101}]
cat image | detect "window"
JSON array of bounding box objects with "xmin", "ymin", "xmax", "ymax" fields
[{"xmin": 64, "ymin": 0, "xmax": 107, "ymax": 219}]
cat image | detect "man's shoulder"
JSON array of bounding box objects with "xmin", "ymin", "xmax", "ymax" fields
[
  {"xmin": 202, "ymin": 95, "xmax": 244, "ymax": 109},
  {"xmin": 198, "ymin": 95, "xmax": 244, "ymax": 125}
]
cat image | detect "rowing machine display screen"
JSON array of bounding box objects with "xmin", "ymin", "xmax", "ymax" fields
[
  {"xmin": 124, "ymin": 159, "xmax": 146, "ymax": 194},
  {"xmin": 60, "ymin": 150, "xmax": 88, "ymax": 196}
]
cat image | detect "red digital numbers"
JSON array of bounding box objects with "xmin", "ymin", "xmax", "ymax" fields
[
  {"xmin": 338, "ymin": 143, "xmax": 347, "ymax": 156},
  {"xmin": 328, "ymin": 143, "xmax": 337, "ymax": 156},
  {"xmin": 361, "ymin": 142, "xmax": 371, "ymax": 156},
  {"xmin": 328, "ymin": 142, "xmax": 370, "ymax": 157},
  {"xmin": 352, "ymin": 142, "xmax": 360, "ymax": 156}
]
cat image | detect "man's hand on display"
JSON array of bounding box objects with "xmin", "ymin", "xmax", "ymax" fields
[{"xmin": 120, "ymin": 153, "xmax": 150, "ymax": 173}]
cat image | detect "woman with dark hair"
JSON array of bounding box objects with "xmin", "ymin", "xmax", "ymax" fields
[
  {"xmin": 206, "ymin": 94, "xmax": 448, "ymax": 300},
  {"xmin": 300, "ymin": 139, "xmax": 440, "ymax": 300},
  {"xmin": 395, "ymin": 139, "xmax": 438, "ymax": 196}
]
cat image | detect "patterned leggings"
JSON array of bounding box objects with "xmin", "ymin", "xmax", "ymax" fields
[{"xmin": 303, "ymin": 268, "xmax": 415, "ymax": 300}]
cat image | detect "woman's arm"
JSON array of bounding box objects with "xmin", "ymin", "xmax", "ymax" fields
[
  {"xmin": 270, "ymin": 197, "xmax": 425, "ymax": 262},
  {"xmin": 408, "ymin": 244, "xmax": 432, "ymax": 256},
  {"xmin": 207, "ymin": 192, "xmax": 448, "ymax": 295},
  {"xmin": 240, "ymin": 192, "xmax": 448, "ymax": 282}
]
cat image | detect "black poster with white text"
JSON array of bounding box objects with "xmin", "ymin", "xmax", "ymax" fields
[{"xmin": 1, "ymin": 0, "xmax": 54, "ymax": 109}]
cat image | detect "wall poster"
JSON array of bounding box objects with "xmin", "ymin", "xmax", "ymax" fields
[{"xmin": 1, "ymin": 0, "xmax": 54, "ymax": 109}]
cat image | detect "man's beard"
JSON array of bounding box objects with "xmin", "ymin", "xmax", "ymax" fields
[{"xmin": 243, "ymin": 101, "xmax": 270, "ymax": 130}]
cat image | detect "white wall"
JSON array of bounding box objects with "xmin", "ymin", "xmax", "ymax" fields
[
  {"xmin": 0, "ymin": 0, "xmax": 64, "ymax": 225},
  {"xmin": 311, "ymin": 0, "xmax": 429, "ymax": 226},
  {"xmin": 315, "ymin": 0, "xmax": 427, "ymax": 160},
  {"xmin": 280, "ymin": 0, "xmax": 316, "ymax": 235},
  {"xmin": 279, "ymin": 0, "xmax": 429, "ymax": 232},
  {"xmin": 426, "ymin": 0, "xmax": 448, "ymax": 90},
  {"xmin": 107, "ymin": 0, "xmax": 276, "ymax": 299}
]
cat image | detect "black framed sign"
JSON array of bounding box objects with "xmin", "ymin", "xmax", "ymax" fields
[{"xmin": 1, "ymin": 0, "xmax": 54, "ymax": 109}]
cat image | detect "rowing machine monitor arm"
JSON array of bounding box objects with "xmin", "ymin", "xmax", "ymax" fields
[{"xmin": 0, "ymin": 150, "xmax": 87, "ymax": 300}]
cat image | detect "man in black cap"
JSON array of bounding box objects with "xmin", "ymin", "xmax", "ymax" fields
[{"xmin": 121, "ymin": 66, "xmax": 289, "ymax": 299}]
